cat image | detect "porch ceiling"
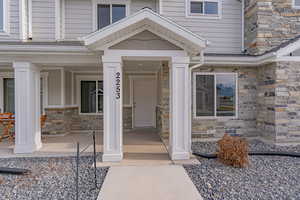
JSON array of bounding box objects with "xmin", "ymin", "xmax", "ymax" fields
[{"xmin": 82, "ymin": 8, "xmax": 208, "ymax": 55}]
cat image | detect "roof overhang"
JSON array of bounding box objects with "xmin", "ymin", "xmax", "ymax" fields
[{"xmin": 82, "ymin": 8, "xmax": 208, "ymax": 56}]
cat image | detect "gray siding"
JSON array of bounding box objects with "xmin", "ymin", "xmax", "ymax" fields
[
  {"xmin": 32, "ymin": 0, "xmax": 55, "ymax": 41},
  {"xmin": 0, "ymin": 0, "xmax": 20, "ymax": 41},
  {"xmin": 130, "ymin": 0, "xmax": 157, "ymax": 13},
  {"xmin": 161, "ymin": 0, "xmax": 243, "ymax": 54},
  {"xmin": 64, "ymin": 0, "xmax": 93, "ymax": 39}
]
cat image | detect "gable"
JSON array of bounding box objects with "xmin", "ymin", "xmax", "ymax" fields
[
  {"xmin": 82, "ymin": 8, "xmax": 208, "ymax": 55},
  {"xmin": 110, "ymin": 31, "xmax": 182, "ymax": 51}
]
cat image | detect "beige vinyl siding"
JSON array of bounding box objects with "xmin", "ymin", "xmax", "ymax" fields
[
  {"xmin": 64, "ymin": 0, "xmax": 93, "ymax": 39},
  {"xmin": 130, "ymin": 0, "xmax": 157, "ymax": 13},
  {"xmin": 161, "ymin": 0, "xmax": 243, "ymax": 54},
  {"xmin": 0, "ymin": 0, "xmax": 20, "ymax": 41},
  {"xmin": 48, "ymin": 70, "xmax": 61, "ymax": 105},
  {"xmin": 32, "ymin": 0, "xmax": 55, "ymax": 41}
]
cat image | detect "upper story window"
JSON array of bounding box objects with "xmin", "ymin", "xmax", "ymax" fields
[
  {"xmin": 0, "ymin": 0, "xmax": 8, "ymax": 33},
  {"xmin": 293, "ymin": 0, "xmax": 300, "ymax": 8},
  {"xmin": 97, "ymin": 4, "xmax": 126, "ymax": 29},
  {"xmin": 193, "ymin": 73, "xmax": 237, "ymax": 118},
  {"xmin": 187, "ymin": 0, "xmax": 221, "ymax": 19}
]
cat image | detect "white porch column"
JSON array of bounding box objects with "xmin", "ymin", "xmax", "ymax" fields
[
  {"xmin": 102, "ymin": 56, "xmax": 123, "ymax": 162},
  {"xmin": 13, "ymin": 62, "xmax": 42, "ymax": 153},
  {"xmin": 169, "ymin": 57, "xmax": 190, "ymax": 160}
]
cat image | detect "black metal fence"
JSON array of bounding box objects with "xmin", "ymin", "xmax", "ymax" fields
[{"xmin": 75, "ymin": 131, "xmax": 99, "ymax": 200}]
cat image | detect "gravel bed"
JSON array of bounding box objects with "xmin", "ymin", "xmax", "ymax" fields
[
  {"xmin": 184, "ymin": 140, "xmax": 300, "ymax": 200},
  {"xmin": 0, "ymin": 153, "xmax": 109, "ymax": 200}
]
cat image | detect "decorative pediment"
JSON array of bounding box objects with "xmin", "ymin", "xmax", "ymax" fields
[{"xmin": 82, "ymin": 8, "xmax": 208, "ymax": 55}]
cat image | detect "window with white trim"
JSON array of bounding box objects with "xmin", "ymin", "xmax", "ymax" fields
[
  {"xmin": 187, "ymin": 0, "xmax": 220, "ymax": 18},
  {"xmin": 194, "ymin": 73, "xmax": 237, "ymax": 118},
  {"xmin": 97, "ymin": 4, "xmax": 126, "ymax": 29},
  {"xmin": 1, "ymin": 77, "xmax": 46, "ymax": 114},
  {"xmin": 293, "ymin": 0, "xmax": 300, "ymax": 8},
  {"xmin": 0, "ymin": 0, "xmax": 7, "ymax": 32},
  {"xmin": 80, "ymin": 80, "xmax": 103, "ymax": 114}
]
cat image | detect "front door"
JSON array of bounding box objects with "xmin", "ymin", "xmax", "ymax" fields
[{"xmin": 133, "ymin": 78, "xmax": 156, "ymax": 128}]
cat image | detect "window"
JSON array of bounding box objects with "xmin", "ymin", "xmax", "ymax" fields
[
  {"xmin": 97, "ymin": 4, "xmax": 126, "ymax": 29},
  {"xmin": 187, "ymin": 0, "xmax": 221, "ymax": 18},
  {"xmin": 293, "ymin": 0, "xmax": 300, "ymax": 8},
  {"xmin": 194, "ymin": 73, "xmax": 237, "ymax": 118},
  {"xmin": 80, "ymin": 80, "xmax": 103, "ymax": 114},
  {"xmin": 3, "ymin": 78, "xmax": 14, "ymax": 113},
  {"xmin": 2, "ymin": 78, "xmax": 45, "ymax": 114}
]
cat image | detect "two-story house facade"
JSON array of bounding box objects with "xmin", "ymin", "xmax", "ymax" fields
[{"xmin": 0, "ymin": 0, "xmax": 300, "ymax": 162}]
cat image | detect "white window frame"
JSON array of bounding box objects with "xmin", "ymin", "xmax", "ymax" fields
[
  {"xmin": 76, "ymin": 75, "xmax": 104, "ymax": 115},
  {"xmin": 193, "ymin": 72, "xmax": 238, "ymax": 119},
  {"xmin": 293, "ymin": 0, "xmax": 300, "ymax": 9},
  {"xmin": 186, "ymin": 0, "xmax": 222, "ymax": 19},
  {"xmin": 0, "ymin": 0, "xmax": 9, "ymax": 35},
  {"xmin": 0, "ymin": 72, "xmax": 48, "ymax": 114},
  {"xmin": 92, "ymin": 0, "xmax": 130, "ymax": 31}
]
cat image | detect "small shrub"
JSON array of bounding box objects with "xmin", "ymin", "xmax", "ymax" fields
[{"xmin": 217, "ymin": 134, "xmax": 249, "ymax": 168}]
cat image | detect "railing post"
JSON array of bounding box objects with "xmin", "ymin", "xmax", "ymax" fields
[
  {"xmin": 93, "ymin": 131, "xmax": 97, "ymax": 189},
  {"xmin": 76, "ymin": 142, "xmax": 79, "ymax": 200}
]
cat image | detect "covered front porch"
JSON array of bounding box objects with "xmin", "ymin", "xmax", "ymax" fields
[{"xmin": 0, "ymin": 9, "xmax": 207, "ymax": 162}]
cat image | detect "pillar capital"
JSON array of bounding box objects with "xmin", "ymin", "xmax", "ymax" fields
[
  {"xmin": 102, "ymin": 55, "xmax": 122, "ymax": 64},
  {"xmin": 12, "ymin": 62, "xmax": 40, "ymax": 71},
  {"xmin": 171, "ymin": 56, "xmax": 190, "ymax": 65}
]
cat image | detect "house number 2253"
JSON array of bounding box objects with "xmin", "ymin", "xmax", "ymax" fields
[{"xmin": 116, "ymin": 72, "xmax": 121, "ymax": 99}]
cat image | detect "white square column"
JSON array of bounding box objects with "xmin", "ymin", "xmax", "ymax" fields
[
  {"xmin": 13, "ymin": 62, "xmax": 42, "ymax": 153},
  {"xmin": 102, "ymin": 56, "xmax": 123, "ymax": 162},
  {"xmin": 169, "ymin": 57, "xmax": 190, "ymax": 160}
]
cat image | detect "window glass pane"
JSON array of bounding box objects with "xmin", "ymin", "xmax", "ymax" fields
[
  {"xmin": 295, "ymin": 0, "xmax": 300, "ymax": 6},
  {"xmin": 216, "ymin": 74, "xmax": 236, "ymax": 117},
  {"xmin": 98, "ymin": 81, "xmax": 103, "ymax": 113},
  {"xmin": 4, "ymin": 78, "xmax": 15, "ymax": 113},
  {"xmin": 204, "ymin": 2, "xmax": 218, "ymax": 14},
  {"xmin": 0, "ymin": 0, "xmax": 3, "ymax": 31},
  {"xmin": 81, "ymin": 81, "xmax": 96, "ymax": 113},
  {"xmin": 112, "ymin": 4, "xmax": 126, "ymax": 23},
  {"xmin": 98, "ymin": 4, "xmax": 110, "ymax": 29},
  {"xmin": 190, "ymin": 2, "xmax": 203, "ymax": 14},
  {"xmin": 195, "ymin": 75, "xmax": 214, "ymax": 116}
]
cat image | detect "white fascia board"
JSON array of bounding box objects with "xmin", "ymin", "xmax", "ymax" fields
[
  {"xmin": 195, "ymin": 52, "xmax": 277, "ymax": 66},
  {"xmin": 82, "ymin": 8, "xmax": 208, "ymax": 49},
  {"xmin": 0, "ymin": 44, "xmax": 91, "ymax": 53},
  {"xmin": 276, "ymin": 39, "xmax": 300, "ymax": 57}
]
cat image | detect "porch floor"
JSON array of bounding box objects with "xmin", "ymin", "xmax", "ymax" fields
[{"xmin": 0, "ymin": 128, "xmax": 172, "ymax": 165}]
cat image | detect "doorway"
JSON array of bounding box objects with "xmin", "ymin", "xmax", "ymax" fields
[{"xmin": 132, "ymin": 76, "xmax": 157, "ymax": 128}]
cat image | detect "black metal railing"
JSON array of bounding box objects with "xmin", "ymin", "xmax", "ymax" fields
[{"xmin": 75, "ymin": 131, "xmax": 99, "ymax": 200}]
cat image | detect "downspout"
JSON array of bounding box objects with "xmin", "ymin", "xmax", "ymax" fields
[{"xmin": 188, "ymin": 51, "xmax": 205, "ymax": 153}]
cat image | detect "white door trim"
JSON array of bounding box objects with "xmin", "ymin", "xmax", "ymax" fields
[{"xmin": 129, "ymin": 75, "xmax": 157, "ymax": 129}]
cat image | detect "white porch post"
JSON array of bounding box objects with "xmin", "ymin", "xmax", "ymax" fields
[
  {"xmin": 169, "ymin": 56, "xmax": 190, "ymax": 160},
  {"xmin": 102, "ymin": 56, "xmax": 123, "ymax": 162},
  {"xmin": 13, "ymin": 62, "xmax": 42, "ymax": 153}
]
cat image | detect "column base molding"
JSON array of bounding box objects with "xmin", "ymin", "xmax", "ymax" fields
[
  {"xmin": 169, "ymin": 151, "xmax": 190, "ymax": 160},
  {"xmin": 14, "ymin": 142, "xmax": 42, "ymax": 154},
  {"xmin": 102, "ymin": 153, "xmax": 123, "ymax": 162}
]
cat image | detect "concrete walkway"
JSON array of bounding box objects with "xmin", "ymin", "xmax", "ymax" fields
[{"xmin": 98, "ymin": 165, "xmax": 203, "ymax": 200}]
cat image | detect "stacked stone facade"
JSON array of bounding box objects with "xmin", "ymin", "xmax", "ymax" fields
[
  {"xmin": 157, "ymin": 63, "xmax": 170, "ymax": 139},
  {"xmin": 245, "ymin": 0, "xmax": 300, "ymax": 55},
  {"xmin": 257, "ymin": 61, "xmax": 300, "ymax": 142},
  {"xmin": 192, "ymin": 67, "xmax": 258, "ymax": 139},
  {"xmin": 43, "ymin": 106, "xmax": 133, "ymax": 135}
]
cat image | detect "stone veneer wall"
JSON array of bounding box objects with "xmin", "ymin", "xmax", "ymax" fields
[
  {"xmin": 157, "ymin": 63, "xmax": 170, "ymax": 139},
  {"xmin": 43, "ymin": 106, "xmax": 133, "ymax": 135},
  {"xmin": 245, "ymin": 0, "xmax": 300, "ymax": 55},
  {"xmin": 257, "ymin": 61, "xmax": 300, "ymax": 142},
  {"xmin": 192, "ymin": 67, "xmax": 258, "ymax": 139}
]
